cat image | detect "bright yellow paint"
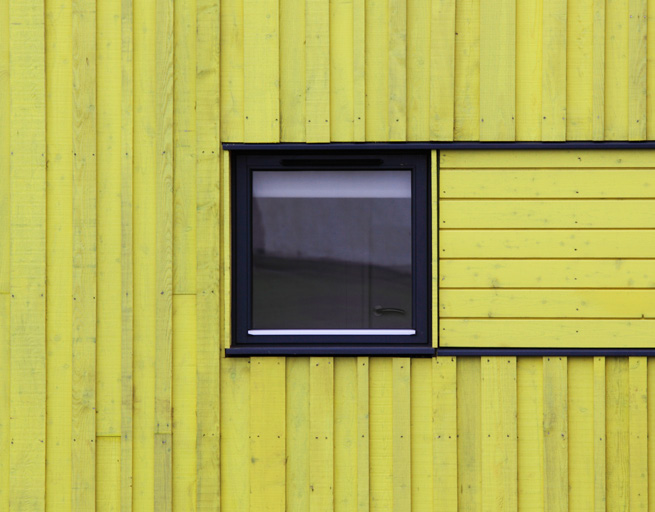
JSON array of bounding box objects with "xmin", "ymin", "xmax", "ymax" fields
[
  {"xmin": 457, "ymin": 358, "xmax": 481, "ymax": 512},
  {"xmin": 454, "ymin": 0, "xmax": 480, "ymax": 140},
  {"xmin": 392, "ymin": 359, "xmax": 410, "ymax": 511},
  {"xmin": 310, "ymin": 357, "xmax": 334, "ymax": 512},
  {"xmin": 430, "ymin": 0, "xmax": 455, "ymax": 141},
  {"xmin": 629, "ymin": 357, "xmax": 648, "ymax": 511},
  {"xmin": 96, "ymin": 436, "xmax": 121, "ymax": 512},
  {"xmin": 388, "ymin": 0, "xmax": 406, "ymax": 141},
  {"xmin": 306, "ymin": 0, "xmax": 330, "ymax": 142},
  {"xmin": 406, "ymin": 0, "xmax": 429, "ymax": 140},
  {"xmin": 286, "ymin": 358, "xmax": 309, "ymax": 511},
  {"xmin": 607, "ymin": 358, "xmax": 630, "ymax": 511},
  {"xmin": 543, "ymin": 357, "xmax": 568, "ymax": 512},
  {"xmin": 628, "ymin": 0, "xmax": 647, "ymax": 140},
  {"xmin": 329, "ymin": 0, "xmax": 353, "ymax": 141},
  {"xmin": 0, "ymin": 295, "xmax": 9, "ymax": 510},
  {"xmin": 433, "ymin": 357, "xmax": 457, "ymax": 512},
  {"xmin": 280, "ymin": 0, "xmax": 305, "ymax": 141},
  {"xmin": 410, "ymin": 359, "xmax": 432, "ymax": 510},
  {"xmin": 606, "ymin": 0, "xmax": 629, "ymax": 139},
  {"xmin": 541, "ymin": 0, "xmax": 567, "ymax": 141},
  {"xmin": 0, "ymin": 0, "xmax": 8, "ymax": 294},
  {"xmin": 369, "ymin": 358, "xmax": 392, "ymax": 511},
  {"xmin": 567, "ymin": 0, "xmax": 593, "ymax": 140},
  {"xmin": 334, "ymin": 358, "xmax": 357, "ymax": 511},
  {"xmin": 516, "ymin": 0, "xmax": 543, "ymax": 141},
  {"xmin": 365, "ymin": 0, "xmax": 389, "ymax": 141}
]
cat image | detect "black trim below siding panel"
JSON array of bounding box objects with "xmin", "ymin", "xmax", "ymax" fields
[{"xmin": 226, "ymin": 345, "xmax": 437, "ymax": 356}]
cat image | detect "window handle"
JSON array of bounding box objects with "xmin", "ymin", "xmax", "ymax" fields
[{"xmin": 373, "ymin": 306, "xmax": 406, "ymax": 316}]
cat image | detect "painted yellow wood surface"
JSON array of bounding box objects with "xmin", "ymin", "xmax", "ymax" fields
[
  {"xmin": 568, "ymin": 358, "xmax": 593, "ymax": 511},
  {"xmin": 365, "ymin": 0, "xmax": 388, "ymax": 141},
  {"xmin": 592, "ymin": 0, "xmax": 605, "ymax": 140},
  {"xmin": 566, "ymin": 0, "xmax": 593, "ymax": 140},
  {"xmin": 357, "ymin": 357, "xmax": 370, "ymax": 512},
  {"xmin": 334, "ymin": 358, "xmax": 356, "ymax": 512},
  {"xmin": 629, "ymin": 357, "xmax": 648, "ymax": 511},
  {"xmin": 392, "ymin": 359, "xmax": 410, "ymax": 511},
  {"xmin": 454, "ymin": 0, "xmax": 480, "ymax": 140},
  {"xmin": 388, "ymin": 0, "xmax": 406, "ymax": 141},
  {"xmin": 594, "ymin": 357, "xmax": 606, "ymax": 512},
  {"xmin": 280, "ymin": 0, "xmax": 305, "ymax": 141},
  {"xmin": 0, "ymin": 295, "xmax": 9, "ymax": 510},
  {"xmin": 0, "ymin": 0, "xmax": 8, "ymax": 294},
  {"xmin": 96, "ymin": 436, "xmax": 121, "ymax": 512},
  {"xmin": 410, "ymin": 359, "xmax": 432, "ymax": 510},
  {"xmin": 433, "ymin": 357, "xmax": 457, "ymax": 512},
  {"xmin": 457, "ymin": 358, "xmax": 481, "ymax": 511},
  {"xmin": 628, "ymin": 0, "xmax": 647, "ymax": 140},
  {"xmin": 329, "ymin": 0, "xmax": 352, "ymax": 141},
  {"xmin": 541, "ymin": 0, "xmax": 567, "ymax": 140},
  {"xmin": 310, "ymin": 357, "xmax": 334, "ymax": 512},
  {"xmin": 286, "ymin": 358, "xmax": 309, "ymax": 511},
  {"xmin": 440, "ymin": 149, "xmax": 655, "ymax": 167},
  {"xmin": 220, "ymin": 0, "xmax": 243, "ymax": 141},
  {"xmin": 406, "ymin": 0, "xmax": 429, "ymax": 140},
  {"xmin": 543, "ymin": 357, "xmax": 568, "ymax": 512},
  {"xmin": 306, "ymin": 0, "xmax": 330, "ymax": 142},
  {"xmin": 607, "ymin": 358, "xmax": 630, "ymax": 511},
  {"xmin": 606, "ymin": 0, "xmax": 629, "ymax": 140},
  {"xmin": 369, "ymin": 359, "xmax": 392, "ymax": 511},
  {"xmin": 516, "ymin": 0, "xmax": 542, "ymax": 141},
  {"xmin": 429, "ymin": 0, "xmax": 455, "ymax": 141}
]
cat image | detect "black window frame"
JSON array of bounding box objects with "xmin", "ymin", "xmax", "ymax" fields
[{"xmin": 226, "ymin": 150, "xmax": 434, "ymax": 356}]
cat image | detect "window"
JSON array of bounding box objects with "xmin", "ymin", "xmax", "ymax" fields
[{"xmin": 228, "ymin": 151, "xmax": 433, "ymax": 356}]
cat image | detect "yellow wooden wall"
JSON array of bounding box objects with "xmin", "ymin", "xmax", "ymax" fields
[{"xmin": 2, "ymin": 0, "xmax": 655, "ymax": 511}]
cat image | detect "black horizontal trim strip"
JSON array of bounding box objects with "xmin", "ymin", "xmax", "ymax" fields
[
  {"xmin": 437, "ymin": 348, "xmax": 655, "ymax": 357},
  {"xmin": 226, "ymin": 345, "xmax": 437, "ymax": 357}
]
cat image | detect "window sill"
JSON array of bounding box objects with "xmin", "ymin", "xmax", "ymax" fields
[{"xmin": 225, "ymin": 345, "xmax": 436, "ymax": 357}]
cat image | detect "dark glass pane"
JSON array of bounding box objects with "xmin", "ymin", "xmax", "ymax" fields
[{"xmin": 251, "ymin": 170, "xmax": 412, "ymax": 330}]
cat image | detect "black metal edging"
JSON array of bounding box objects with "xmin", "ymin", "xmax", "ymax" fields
[
  {"xmin": 438, "ymin": 348, "xmax": 655, "ymax": 357},
  {"xmin": 226, "ymin": 346, "xmax": 437, "ymax": 357}
]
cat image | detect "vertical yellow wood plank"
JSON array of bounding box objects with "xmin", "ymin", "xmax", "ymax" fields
[
  {"xmin": 543, "ymin": 357, "xmax": 568, "ymax": 512},
  {"xmin": 516, "ymin": 0, "xmax": 543, "ymax": 141},
  {"xmin": 0, "ymin": 295, "xmax": 9, "ymax": 510},
  {"xmin": 541, "ymin": 0, "xmax": 567, "ymax": 140},
  {"xmin": 457, "ymin": 357, "xmax": 481, "ymax": 512},
  {"xmin": 72, "ymin": 0, "xmax": 97, "ymax": 507},
  {"xmin": 365, "ymin": 0, "xmax": 389, "ymax": 141},
  {"xmin": 197, "ymin": 1, "xmax": 221, "ymax": 508},
  {"xmin": 407, "ymin": 0, "xmax": 429, "ymax": 140},
  {"xmin": 9, "ymin": 1, "xmax": 46, "ymax": 508},
  {"xmin": 310, "ymin": 357, "xmax": 334, "ymax": 512},
  {"xmin": 606, "ymin": 358, "xmax": 629, "ymax": 512},
  {"xmin": 454, "ymin": 0, "xmax": 480, "ymax": 140},
  {"xmin": 433, "ymin": 356, "xmax": 457, "ymax": 512},
  {"xmin": 286, "ymin": 358, "xmax": 310, "ymax": 512},
  {"xmin": 517, "ymin": 357, "xmax": 543, "ymax": 512},
  {"xmin": 353, "ymin": 0, "xmax": 366, "ymax": 141},
  {"xmin": 592, "ymin": 0, "xmax": 605, "ymax": 140},
  {"xmin": 250, "ymin": 357, "xmax": 286, "ymax": 512},
  {"xmin": 392, "ymin": 359, "xmax": 410, "ymax": 511},
  {"xmin": 411, "ymin": 359, "xmax": 432, "ymax": 511},
  {"xmin": 430, "ymin": 0, "xmax": 455, "ymax": 141},
  {"xmin": 133, "ymin": 0, "xmax": 156, "ymax": 507},
  {"xmin": 605, "ymin": 0, "xmax": 629, "ymax": 139},
  {"xmin": 568, "ymin": 358, "xmax": 594, "ymax": 512},
  {"xmin": 593, "ymin": 357, "xmax": 606, "ymax": 512},
  {"xmin": 330, "ymin": 0, "xmax": 353, "ymax": 141},
  {"xmin": 648, "ymin": 358, "xmax": 655, "ymax": 512},
  {"xmin": 481, "ymin": 357, "xmax": 517, "ymax": 512},
  {"xmin": 0, "ymin": 0, "xmax": 8, "ymax": 293},
  {"xmin": 45, "ymin": 0, "xmax": 73, "ymax": 508},
  {"xmin": 480, "ymin": 0, "xmax": 515, "ymax": 141},
  {"xmin": 154, "ymin": 433, "xmax": 172, "ymax": 512},
  {"xmin": 628, "ymin": 0, "xmax": 647, "ymax": 140},
  {"xmin": 630, "ymin": 357, "xmax": 648, "ymax": 511},
  {"xmin": 306, "ymin": 0, "xmax": 330, "ymax": 142},
  {"xmin": 370, "ymin": 358, "xmax": 392, "ymax": 511},
  {"xmin": 174, "ymin": 0, "xmax": 197, "ymax": 294},
  {"xmin": 244, "ymin": 0, "xmax": 279, "ymax": 142},
  {"xmin": 334, "ymin": 358, "xmax": 357, "ymax": 512},
  {"xmin": 173, "ymin": 295, "xmax": 197, "ymax": 511},
  {"xmin": 566, "ymin": 0, "xmax": 593, "ymax": 140},
  {"xmin": 280, "ymin": 0, "xmax": 306, "ymax": 141},
  {"xmin": 357, "ymin": 357, "xmax": 370, "ymax": 512},
  {"xmin": 96, "ymin": 437, "xmax": 121, "ymax": 512},
  {"xmin": 388, "ymin": 0, "xmax": 406, "ymax": 141},
  {"xmin": 649, "ymin": 0, "xmax": 655, "ymax": 139},
  {"xmin": 220, "ymin": 0, "xmax": 244, "ymax": 141}
]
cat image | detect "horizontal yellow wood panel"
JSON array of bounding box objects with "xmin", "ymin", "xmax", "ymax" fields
[
  {"xmin": 440, "ymin": 289, "xmax": 655, "ymax": 318},
  {"xmin": 440, "ymin": 150, "xmax": 655, "ymax": 168},
  {"xmin": 440, "ymin": 259, "xmax": 655, "ymax": 288},
  {"xmin": 440, "ymin": 230, "xmax": 655, "ymax": 258},
  {"xmin": 440, "ymin": 319, "xmax": 655, "ymax": 347},
  {"xmin": 439, "ymin": 170, "xmax": 655, "ymax": 198}
]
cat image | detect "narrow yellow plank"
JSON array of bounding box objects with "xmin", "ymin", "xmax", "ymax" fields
[
  {"xmin": 568, "ymin": 358, "xmax": 594, "ymax": 512},
  {"xmin": 648, "ymin": 0, "xmax": 655, "ymax": 139},
  {"xmin": 173, "ymin": 0, "xmax": 197, "ymax": 294},
  {"xmin": 243, "ymin": 0, "xmax": 279, "ymax": 142},
  {"xmin": 388, "ymin": 0, "xmax": 406, "ymax": 141},
  {"xmin": 517, "ymin": 357, "xmax": 544, "ymax": 512},
  {"xmin": 629, "ymin": 0, "xmax": 647, "ymax": 140},
  {"xmin": 45, "ymin": 0, "xmax": 73, "ymax": 507},
  {"xmin": 369, "ymin": 358, "xmax": 392, "ymax": 511},
  {"xmin": 334, "ymin": 358, "xmax": 357, "ymax": 512},
  {"xmin": 410, "ymin": 359, "xmax": 432, "ymax": 510},
  {"xmin": 541, "ymin": 0, "xmax": 567, "ymax": 140},
  {"xmin": 429, "ymin": 0, "xmax": 455, "ymax": 141},
  {"xmin": 219, "ymin": 0, "xmax": 244, "ymax": 141},
  {"xmin": 606, "ymin": 357, "xmax": 629, "ymax": 512},
  {"xmin": 96, "ymin": 436, "xmax": 121, "ymax": 512},
  {"xmin": 440, "ymin": 230, "xmax": 655, "ymax": 258},
  {"xmin": 543, "ymin": 357, "xmax": 568, "ymax": 512},
  {"xmin": 310, "ymin": 358, "xmax": 334, "ymax": 512},
  {"xmin": 433, "ymin": 356, "xmax": 457, "ymax": 512},
  {"xmin": 453, "ymin": 0, "xmax": 480, "ymax": 140},
  {"xmin": 516, "ymin": 0, "xmax": 543, "ymax": 141},
  {"xmin": 605, "ymin": 0, "xmax": 629, "ymax": 140},
  {"xmin": 306, "ymin": 0, "xmax": 330, "ymax": 142},
  {"xmin": 330, "ymin": 0, "xmax": 354, "ymax": 141},
  {"xmin": 440, "ymin": 259, "xmax": 655, "ymax": 289},
  {"xmin": 650, "ymin": 359, "xmax": 655, "ymax": 512},
  {"xmin": 566, "ymin": 0, "xmax": 593, "ymax": 140},
  {"xmin": 280, "ymin": 0, "xmax": 305, "ymax": 141},
  {"xmin": 592, "ymin": 0, "xmax": 605, "ymax": 140},
  {"xmin": 407, "ymin": 0, "xmax": 430, "ymax": 140},
  {"xmin": 357, "ymin": 357, "xmax": 370, "ymax": 512},
  {"xmin": 353, "ymin": 0, "xmax": 365, "ymax": 141},
  {"xmin": 286, "ymin": 358, "xmax": 310, "ymax": 512},
  {"xmin": 173, "ymin": 295, "xmax": 197, "ymax": 511},
  {"xmin": 392, "ymin": 359, "xmax": 410, "ymax": 511},
  {"xmin": 365, "ymin": 0, "xmax": 389, "ymax": 141},
  {"xmin": 0, "ymin": 0, "xmax": 8, "ymax": 293},
  {"xmin": 9, "ymin": 1, "xmax": 46, "ymax": 508},
  {"xmin": 457, "ymin": 357, "xmax": 481, "ymax": 511},
  {"xmin": 479, "ymin": 0, "xmax": 515, "ymax": 141},
  {"xmin": 629, "ymin": 356, "xmax": 648, "ymax": 511},
  {"xmin": 441, "ymin": 319, "xmax": 655, "ymax": 348},
  {"xmin": 154, "ymin": 433, "xmax": 172, "ymax": 512},
  {"xmin": 0, "ymin": 295, "xmax": 9, "ymax": 510},
  {"xmin": 593, "ymin": 357, "xmax": 606, "ymax": 512}
]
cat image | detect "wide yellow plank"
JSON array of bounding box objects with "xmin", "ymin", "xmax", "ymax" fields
[
  {"xmin": 543, "ymin": 357, "xmax": 568, "ymax": 512},
  {"xmin": 440, "ymin": 230, "xmax": 655, "ymax": 258},
  {"xmin": 440, "ymin": 259, "xmax": 655, "ymax": 289},
  {"xmin": 369, "ymin": 358, "xmax": 392, "ymax": 511},
  {"xmin": 0, "ymin": 295, "xmax": 9, "ymax": 510},
  {"xmin": 280, "ymin": 0, "xmax": 305, "ymax": 141},
  {"xmin": 440, "ymin": 319, "xmax": 655, "ymax": 348},
  {"xmin": 453, "ymin": 0, "xmax": 480, "ymax": 140},
  {"xmin": 605, "ymin": 0, "xmax": 629, "ymax": 140},
  {"xmin": 606, "ymin": 358, "xmax": 629, "ymax": 512},
  {"xmin": 429, "ymin": 0, "xmax": 455, "ymax": 141},
  {"xmin": 334, "ymin": 358, "xmax": 356, "ymax": 512},
  {"xmin": 410, "ymin": 359, "xmax": 432, "ymax": 510},
  {"xmin": 0, "ymin": 0, "xmax": 7, "ymax": 293},
  {"xmin": 628, "ymin": 0, "xmax": 647, "ymax": 140},
  {"xmin": 542, "ymin": 0, "xmax": 567, "ymax": 141},
  {"xmin": 433, "ymin": 356, "xmax": 457, "ymax": 512},
  {"xmin": 286, "ymin": 358, "xmax": 309, "ymax": 512},
  {"xmin": 219, "ymin": 0, "xmax": 243, "ymax": 141},
  {"xmin": 516, "ymin": 0, "xmax": 542, "ymax": 140},
  {"xmin": 250, "ymin": 358, "xmax": 286, "ymax": 512},
  {"xmin": 593, "ymin": 357, "xmax": 606, "ymax": 512},
  {"xmin": 592, "ymin": 0, "xmax": 605, "ymax": 140},
  {"xmin": 365, "ymin": 0, "xmax": 388, "ymax": 141},
  {"xmin": 407, "ymin": 0, "xmax": 429, "ymax": 140},
  {"xmin": 330, "ymin": 0, "xmax": 353, "ymax": 141},
  {"xmin": 649, "ymin": 0, "xmax": 655, "ymax": 139},
  {"xmin": 479, "ymin": 0, "xmax": 515, "ymax": 141},
  {"xmin": 306, "ymin": 0, "xmax": 330, "ymax": 142},
  {"xmin": 172, "ymin": 295, "xmax": 197, "ymax": 511},
  {"xmin": 357, "ymin": 357, "xmax": 369, "ymax": 512},
  {"xmin": 353, "ymin": 0, "xmax": 365, "ymax": 142},
  {"xmin": 388, "ymin": 0, "xmax": 406, "ymax": 141},
  {"xmin": 457, "ymin": 357, "xmax": 481, "ymax": 511},
  {"xmin": 481, "ymin": 357, "xmax": 517, "ymax": 512},
  {"xmin": 154, "ymin": 433, "xmax": 172, "ymax": 512},
  {"xmin": 310, "ymin": 358, "xmax": 334, "ymax": 512},
  {"xmin": 517, "ymin": 357, "xmax": 543, "ymax": 512},
  {"xmin": 629, "ymin": 356, "xmax": 648, "ymax": 511},
  {"xmin": 243, "ymin": 0, "xmax": 279, "ymax": 142},
  {"xmin": 440, "ymin": 289, "xmax": 655, "ymax": 319},
  {"xmin": 439, "ymin": 169, "xmax": 655, "ymax": 199},
  {"xmin": 566, "ymin": 0, "xmax": 593, "ymax": 140},
  {"xmin": 96, "ymin": 436, "xmax": 121, "ymax": 512},
  {"xmin": 392, "ymin": 359, "xmax": 410, "ymax": 511}
]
